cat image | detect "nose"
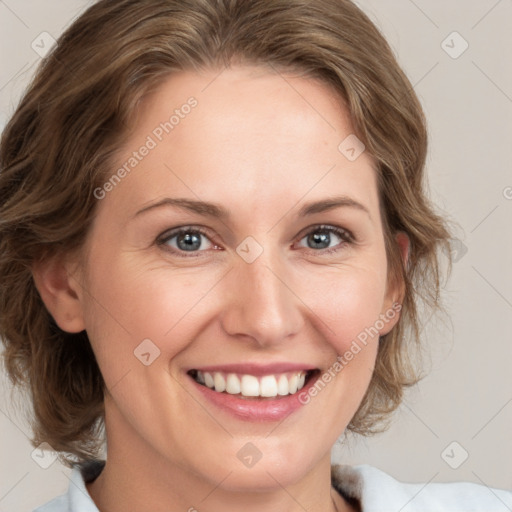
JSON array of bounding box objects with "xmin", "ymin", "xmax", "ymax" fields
[{"xmin": 219, "ymin": 249, "xmax": 305, "ymax": 348}]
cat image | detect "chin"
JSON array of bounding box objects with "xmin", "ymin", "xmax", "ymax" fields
[
  {"xmin": 198, "ymin": 440, "xmax": 322, "ymax": 492},
  {"xmin": 210, "ymin": 463, "xmax": 309, "ymax": 493}
]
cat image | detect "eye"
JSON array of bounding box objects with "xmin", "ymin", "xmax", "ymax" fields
[
  {"xmin": 296, "ymin": 225, "xmax": 354, "ymax": 254},
  {"xmin": 157, "ymin": 227, "xmax": 218, "ymax": 256},
  {"xmin": 156, "ymin": 224, "xmax": 354, "ymax": 258}
]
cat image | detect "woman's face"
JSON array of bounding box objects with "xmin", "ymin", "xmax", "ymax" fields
[{"xmin": 74, "ymin": 66, "xmax": 403, "ymax": 490}]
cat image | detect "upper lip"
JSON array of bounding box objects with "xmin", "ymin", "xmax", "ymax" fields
[{"xmin": 187, "ymin": 363, "xmax": 318, "ymax": 376}]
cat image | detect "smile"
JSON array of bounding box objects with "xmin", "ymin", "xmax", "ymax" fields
[{"xmin": 188, "ymin": 369, "xmax": 317, "ymax": 398}]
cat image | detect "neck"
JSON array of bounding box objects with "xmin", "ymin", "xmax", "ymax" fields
[{"xmin": 86, "ymin": 406, "xmax": 356, "ymax": 512}]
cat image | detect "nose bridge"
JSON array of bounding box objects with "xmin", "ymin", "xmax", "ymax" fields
[{"xmin": 220, "ymin": 246, "xmax": 304, "ymax": 346}]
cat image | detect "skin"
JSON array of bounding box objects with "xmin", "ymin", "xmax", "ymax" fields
[{"xmin": 34, "ymin": 65, "xmax": 408, "ymax": 512}]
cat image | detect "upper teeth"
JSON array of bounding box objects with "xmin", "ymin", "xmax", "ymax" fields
[{"xmin": 195, "ymin": 370, "xmax": 308, "ymax": 397}]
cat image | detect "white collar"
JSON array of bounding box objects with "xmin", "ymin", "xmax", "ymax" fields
[{"xmin": 35, "ymin": 460, "xmax": 512, "ymax": 511}]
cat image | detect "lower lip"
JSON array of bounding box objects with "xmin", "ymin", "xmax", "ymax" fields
[{"xmin": 189, "ymin": 372, "xmax": 320, "ymax": 422}]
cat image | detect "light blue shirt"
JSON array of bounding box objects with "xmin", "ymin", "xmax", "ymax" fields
[{"xmin": 33, "ymin": 461, "xmax": 512, "ymax": 512}]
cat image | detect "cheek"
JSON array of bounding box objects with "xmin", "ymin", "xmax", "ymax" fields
[
  {"xmin": 304, "ymin": 262, "xmax": 389, "ymax": 352},
  {"xmin": 79, "ymin": 251, "xmax": 223, "ymax": 381}
]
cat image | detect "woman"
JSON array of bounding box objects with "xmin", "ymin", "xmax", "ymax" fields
[{"xmin": 0, "ymin": 0, "xmax": 510, "ymax": 511}]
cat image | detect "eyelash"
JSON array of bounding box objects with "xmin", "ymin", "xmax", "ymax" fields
[{"xmin": 156, "ymin": 224, "xmax": 355, "ymax": 258}]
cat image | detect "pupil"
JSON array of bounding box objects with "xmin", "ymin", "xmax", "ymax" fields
[
  {"xmin": 309, "ymin": 231, "xmax": 330, "ymax": 249},
  {"xmin": 178, "ymin": 233, "xmax": 201, "ymax": 251}
]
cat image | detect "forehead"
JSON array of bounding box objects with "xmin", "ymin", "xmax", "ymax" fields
[{"xmin": 101, "ymin": 66, "xmax": 380, "ymax": 224}]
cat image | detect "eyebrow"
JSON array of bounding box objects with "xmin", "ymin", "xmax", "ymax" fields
[{"xmin": 134, "ymin": 195, "xmax": 370, "ymax": 220}]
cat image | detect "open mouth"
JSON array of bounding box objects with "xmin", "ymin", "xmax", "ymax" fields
[{"xmin": 187, "ymin": 369, "xmax": 320, "ymax": 399}]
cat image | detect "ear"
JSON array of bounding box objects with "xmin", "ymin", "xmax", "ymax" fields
[
  {"xmin": 31, "ymin": 254, "xmax": 85, "ymax": 333},
  {"xmin": 379, "ymin": 231, "xmax": 410, "ymax": 336}
]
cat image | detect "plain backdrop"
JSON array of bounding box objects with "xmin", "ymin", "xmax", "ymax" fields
[{"xmin": 0, "ymin": 1, "xmax": 511, "ymax": 510}]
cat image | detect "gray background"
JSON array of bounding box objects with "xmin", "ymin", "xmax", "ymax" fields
[{"xmin": 1, "ymin": 1, "xmax": 511, "ymax": 510}]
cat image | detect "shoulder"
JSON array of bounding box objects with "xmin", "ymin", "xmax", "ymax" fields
[
  {"xmin": 32, "ymin": 461, "xmax": 103, "ymax": 512},
  {"xmin": 331, "ymin": 463, "xmax": 512, "ymax": 512}
]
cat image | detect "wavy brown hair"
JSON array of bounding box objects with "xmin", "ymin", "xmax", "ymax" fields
[{"xmin": 0, "ymin": 0, "xmax": 451, "ymax": 464}]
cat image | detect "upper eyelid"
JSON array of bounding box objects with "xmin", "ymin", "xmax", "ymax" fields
[
  {"xmin": 297, "ymin": 224, "xmax": 354, "ymax": 241},
  {"xmin": 157, "ymin": 225, "xmax": 212, "ymax": 243}
]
